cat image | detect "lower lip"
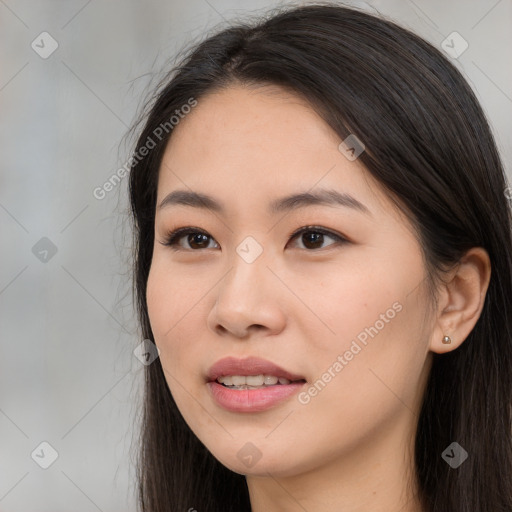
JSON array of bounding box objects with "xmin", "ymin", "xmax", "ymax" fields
[{"xmin": 207, "ymin": 381, "xmax": 306, "ymax": 412}]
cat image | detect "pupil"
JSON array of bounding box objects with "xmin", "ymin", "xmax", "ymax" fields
[
  {"xmin": 189, "ymin": 233, "xmax": 208, "ymax": 248},
  {"xmin": 303, "ymin": 232, "xmax": 322, "ymax": 249}
]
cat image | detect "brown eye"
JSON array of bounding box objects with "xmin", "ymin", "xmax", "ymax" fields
[
  {"xmin": 185, "ymin": 233, "xmax": 212, "ymax": 249},
  {"xmin": 161, "ymin": 228, "xmax": 219, "ymax": 250},
  {"xmin": 288, "ymin": 227, "xmax": 347, "ymax": 250},
  {"xmin": 160, "ymin": 225, "xmax": 348, "ymax": 252},
  {"xmin": 299, "ymin": 231, "xmax": 326, "ymax": 249}
]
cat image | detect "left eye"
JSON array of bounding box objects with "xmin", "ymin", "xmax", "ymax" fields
[
  {"xmin": 160, "ymin": 226, "xmax": 347, "ymax": 251},
  {"xmin": 287, "ymin": 226, "xmax": 347, "ymax": 250}
]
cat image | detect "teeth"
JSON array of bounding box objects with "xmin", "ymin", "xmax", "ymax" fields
[
  {"xmin": 217, "ymin": 374, "xmax": 293, "ymax": 387},
  {"xmin": 219, "ymin": 375, "xmax": 233, "ymax": 386},
  {"xmin": 231, "ymin": 375, "xmax": 246, "ymax": 386},
  {"xmin": 246, "ymin": 375, "xmax": 264, "ymax": 386}
]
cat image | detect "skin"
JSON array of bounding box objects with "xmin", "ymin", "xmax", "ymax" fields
[{"xmin": 146, "ymin": 84, "xmax": 491, "ymax": 512}]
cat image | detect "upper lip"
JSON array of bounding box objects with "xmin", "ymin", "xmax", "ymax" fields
[{"xmin": 207, "ymin": 356, "xmax": 306, "ymax": 382}]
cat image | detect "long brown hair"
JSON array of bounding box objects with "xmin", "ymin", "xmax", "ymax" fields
[{"xmin": 128, "ymin": 3, "xmax": 512, "ymax": 510}]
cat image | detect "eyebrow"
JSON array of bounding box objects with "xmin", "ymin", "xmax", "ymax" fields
[{"xmin": 158, "ymin": 188, "xmax": 372, "ymax": 216}]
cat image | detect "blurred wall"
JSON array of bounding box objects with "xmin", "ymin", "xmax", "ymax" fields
[{"xmin": 1, "ymin": 0, "xmax": 510, "ymax": 510}]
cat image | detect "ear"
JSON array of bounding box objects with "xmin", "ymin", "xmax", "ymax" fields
[{"xmin": 429, "ymin": 247, "xmax": 491, "ymax": 354}]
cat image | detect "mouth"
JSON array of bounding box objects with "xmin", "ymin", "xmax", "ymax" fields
[
  {"xmin": 215, "ymin": 374, "xmax": 306, "ymax": 389},
  {"xmin": 206, "ymin": 356, "xmax": 307, "ymax": 412},
  {"xmin": 207, "ymin": 356, "xmax": 306, "ymax": 384}
]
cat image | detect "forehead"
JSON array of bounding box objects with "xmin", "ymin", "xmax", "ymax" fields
[
  {"xmin": 165, "ymin": 84, "xmax": 338, "ymax": 161},
  {"xmin": 156, "ymin": 84, "xmax": 399, "ymax": 222}
]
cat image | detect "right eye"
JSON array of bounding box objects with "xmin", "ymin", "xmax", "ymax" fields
[{"xmin": 160, "ymin": 227, "xmax": 220, "ymax": 251}]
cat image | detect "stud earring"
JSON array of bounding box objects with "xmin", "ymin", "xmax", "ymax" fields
[{"xmin": 442, "ymin": 335, "xmax": 452, "ymax": 344}]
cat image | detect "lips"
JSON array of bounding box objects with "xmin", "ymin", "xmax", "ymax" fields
[
  {"xmin": 206, "ymin": 356, "xmax": 306, "ymax": 383},
  {"xmin": 205, "ymin": 356, "xmax": 307, "ymax": 412}
]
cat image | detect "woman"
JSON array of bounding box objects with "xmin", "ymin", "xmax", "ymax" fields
[{"xmin": 128, "ymin": 3, "xmax": 512, "ymax": 511}]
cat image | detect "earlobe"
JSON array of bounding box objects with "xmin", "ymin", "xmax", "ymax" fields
[{"xmin": 429, "ymin": 247, "xmax": 491, "ymax": 354}]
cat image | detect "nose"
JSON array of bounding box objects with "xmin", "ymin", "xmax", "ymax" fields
[{"xmin": 207, "ymin": 252, "xmax": 286, "ymax": 339}]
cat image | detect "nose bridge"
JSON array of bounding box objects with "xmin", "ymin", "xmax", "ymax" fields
[
  {"xmin": 208, "ymin": 240, "xmax": 285, "ymax": 336},
  {"xmin": 221, "ymin": 242, "xmax": 269, "ymax": 303}
]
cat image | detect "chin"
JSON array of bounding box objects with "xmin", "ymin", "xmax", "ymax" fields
[{"xmin": 208, "ymin": 446, "xmax": 302, "ymax": 478}]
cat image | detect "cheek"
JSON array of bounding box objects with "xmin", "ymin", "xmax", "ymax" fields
[
  {"xmin": 146, "ymin": 261, "xmax": 194, "ymax": 367},
  {"xmin": 146, "ymin": 258, "xmax": 215, "ymax": 395},
  {"xmin": 285, "ymin": 287, "xmax": 429, "ymax": 471},
  {"xmin": 146, "ymin": 263, "xmax": 173, "ymax": 341},
  {"xmin": 146, "ymin": 256, "xmax": 201, "ymax": 334},
  {"xmin": 294, "ymin": 251, "xmax": 429, "ymax": 400},
  {"xmin": 288, "ymin": 258, "xmax": 403, "ymax": 356},
  {"xmin": 146, "ymin": 264, "xmax": 217, "ymax": 442}
]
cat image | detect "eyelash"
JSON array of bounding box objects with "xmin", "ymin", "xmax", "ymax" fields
[{"xmin": 159, "ymin": 225, "xmax": 349, "ymax": 251}]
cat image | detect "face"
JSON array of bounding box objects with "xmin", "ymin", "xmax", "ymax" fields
[{"xmin": 146, "ymin": 84, "xmax": 434, "ymax": 478}]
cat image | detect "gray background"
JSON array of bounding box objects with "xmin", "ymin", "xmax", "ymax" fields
[{"xmin": 1, "ymin": 0, "xmax": 511, "ymax": 510}]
